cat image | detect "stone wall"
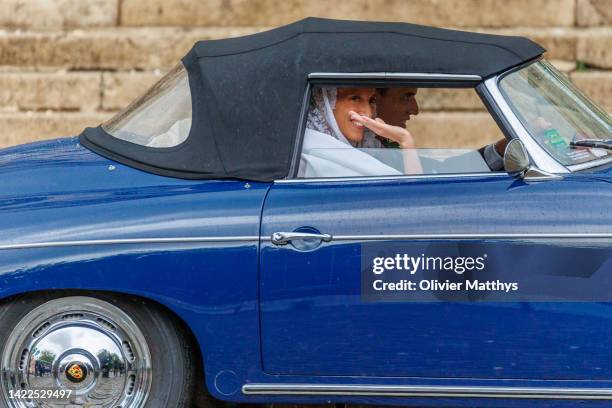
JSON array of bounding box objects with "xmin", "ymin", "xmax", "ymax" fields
[{"xmin": 0, "ymin": 0, "xmax": 610, "ymax": 148}]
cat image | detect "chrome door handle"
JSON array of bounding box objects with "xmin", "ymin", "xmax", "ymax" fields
[{"xmin": 271, "ymin": 232, "xmax": 333, "ymax": 245}]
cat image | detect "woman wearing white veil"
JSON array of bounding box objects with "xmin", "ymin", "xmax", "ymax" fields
[{"xmin": 299, "ymin": 87, "xmax": 423, "ymax": 178}]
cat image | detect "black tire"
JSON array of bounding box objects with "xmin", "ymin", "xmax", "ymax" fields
[{"xmin": 0, "ymin": 291, "xmax": 220, "ymax": 408}]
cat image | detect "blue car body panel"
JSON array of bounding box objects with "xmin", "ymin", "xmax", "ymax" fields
[
  {"xmin": 1, "ymin": 137, "xmax": 612, "ymax": 407},
  {"xmin": 0, "ymin": 138, "xmax": 268, "ymax": 400},
  {"xmin": 260, "ymin": 177, "xmax": 612, "ymax": 380}
]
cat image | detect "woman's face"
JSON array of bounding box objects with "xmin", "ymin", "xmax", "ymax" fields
[{"xmin": 333, "ymin": 88, "xmax": 376, "ymax": 144}]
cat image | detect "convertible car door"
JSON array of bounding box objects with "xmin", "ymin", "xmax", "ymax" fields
[{"xmin": 259, "ymin": 174, "xmax": 612, "ymax": 380}]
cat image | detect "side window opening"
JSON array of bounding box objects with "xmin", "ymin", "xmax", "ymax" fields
[
  {"xmin": 102, "ymin": 63, "xmax": 192, "ymax": 148},
  {"xmin": 297, "ymin": 85, "xmax": 506, "ymax": 178}
]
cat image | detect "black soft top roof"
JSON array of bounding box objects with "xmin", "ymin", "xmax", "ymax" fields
[{"xmin": 80, "ymin": 17, "xmax": 545, "ymax": 182}]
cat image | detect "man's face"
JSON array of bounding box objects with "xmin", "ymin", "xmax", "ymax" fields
[{"xmin": 376, "ymin": 87, "xmax": 419, "ymax": 128}]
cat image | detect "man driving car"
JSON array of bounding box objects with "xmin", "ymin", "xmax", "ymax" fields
[{"xmin": 375, "ymin": 87, "xmax": 508, "ymax": 171}]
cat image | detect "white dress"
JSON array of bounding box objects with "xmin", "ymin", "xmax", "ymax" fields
[{"xmin": 298, "ymin": 129, "xmax": 402, "ymax": 178}]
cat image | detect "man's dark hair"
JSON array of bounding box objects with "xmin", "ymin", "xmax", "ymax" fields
[{"xmin": 376, "ymin": 88, "xmax": 389, "ymax": 96}]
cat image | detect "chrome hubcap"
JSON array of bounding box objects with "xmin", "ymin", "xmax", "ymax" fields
[{"xmin": 1, "ymin": 297, "xmax": 152, "ymax": 407}]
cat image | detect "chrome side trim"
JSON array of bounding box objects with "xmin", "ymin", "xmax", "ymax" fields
[
  {"xmin": 522, "ymin": 166, "xmax": 565, "ymax": 182},
  {"xmin": 276, "ymin": 172, "xmax": 509, "ymax": 184},
  {"xmin": 483, "ymin": 77, "xmax": 569, "ymax": 175},
  {"xmin": 0, "ymin": 236, "xmax": 260, "ymax": 251},
  {"xmin": 3, "ymin": 233, "xmax": 610, "ymax": 250},
  {"xmin": 385, "ymin": 73, "xmax": 481, "ymax": 81},
  {"xmin": 260, "ymin": 233, "xmax": 612, "ymax": 242},
  {"xmin": 308, "ymin": 72, "xmax": 481, "ymax": 81},
  {"xmin": 309, "ymin": 72, "xmax": 386, "ymax": 79},
  {"xmin": 242, "ymin": 384, "xmax": 612, "ymax": 400}
]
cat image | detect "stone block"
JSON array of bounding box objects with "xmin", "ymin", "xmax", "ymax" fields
[
  {"xmin": 0, "ymin": 112, "xmax": 111, "ymax": 147},
  {"xmin": 409, "ymin": 112, "xmax": 504, "ymax": 149},
  {"xmin": 0, "ymin": 72, "xmax": 100, "ymax": 112},
  {"xmin": 571, "ymin": 71, "xmax": 612, "ymax": 111},
  {"xmin": 577, "ymin": 28, "xmax": 612, "ymax": 69},
  {"xmin": 417, "ymin": 88, "xmax": 486, "ymax": 111},
  {"xmin": 0, "ymin": 27, "xmax": 262, "ymax": 70},
  {"xmin": 577, "ymin": 0, "xmax": 612, "ymax": 26},
  {"xmin": 0, "ymin": 0, "xmax": 117, "ymax": 30},
  {"xmin": 121, "ymin": 0, "xmax": 575, "ymax": 28}
]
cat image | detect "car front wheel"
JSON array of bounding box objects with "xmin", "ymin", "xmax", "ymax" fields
[{"xmin": 0, "ymin": 293, "xmax": 204, "ymax": 407}]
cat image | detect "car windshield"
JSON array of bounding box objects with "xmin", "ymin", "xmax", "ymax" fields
[{"xmin": 499, "ymin": 60, "xmax": 612, "ymax": 167}]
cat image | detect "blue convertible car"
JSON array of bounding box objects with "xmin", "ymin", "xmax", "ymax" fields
[{"xmin": 1, "ymin": 18, "xmax": 611, "ymax": 408}]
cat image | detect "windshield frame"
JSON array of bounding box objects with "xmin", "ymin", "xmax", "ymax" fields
[{"xmin": 495, "ymin": 59, "xmax": 612, "ymax": 173}]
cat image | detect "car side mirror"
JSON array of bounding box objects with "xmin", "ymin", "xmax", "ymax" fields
[
  {"xmin": 503, "ymin": 139, "xmax": 563, "ymax": 182},
  {"xmin": 503, "ymin": 139, "xmax": 530, "ymax": 176}
]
